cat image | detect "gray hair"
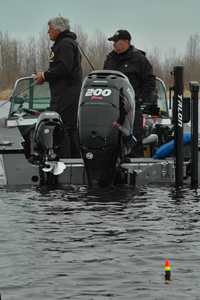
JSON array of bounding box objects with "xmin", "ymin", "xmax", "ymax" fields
[{"xmin": 48, "ymin": 17, "xmax": 70, "ymax": 32}]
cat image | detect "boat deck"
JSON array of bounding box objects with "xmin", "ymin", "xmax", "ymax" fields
[{"xmin": 0, "ymin": 127, "xmax": 24, "ymax": 152}]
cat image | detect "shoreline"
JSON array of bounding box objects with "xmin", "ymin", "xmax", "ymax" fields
[{"xmin": 0, "ymin": 89, "xmax": 13, "ymax": 101}]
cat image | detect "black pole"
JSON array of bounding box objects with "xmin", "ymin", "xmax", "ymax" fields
[
  {"xmin": 172, "ymin": 66, "xmax": 184, "ymax": 185},
  {"xmin": 190, "ymin": 81, "xmax": 199, "ymax": 186}
]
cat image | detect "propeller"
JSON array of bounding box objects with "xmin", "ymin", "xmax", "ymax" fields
[
  {"xmin": 42, "ymin": 161, "xmax": 66, "ymax": 175},
  {"xmin": 53, "ymin": 161, "xmax": 66, "ymax": 175}
]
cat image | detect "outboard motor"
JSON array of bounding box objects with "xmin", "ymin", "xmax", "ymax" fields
[
  {"xmin": 78, "ymin": 70, "xmax": 135, "ymax": 188},
  {"xmin": 34, "ymin": 111, "xmax": 65, "ymax": 184}
]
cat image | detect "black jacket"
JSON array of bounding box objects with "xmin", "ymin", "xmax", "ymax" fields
[
  {"xmin": 44, "ymin": 30, "xmax": 82, "ymax": 98},
  {"xmin": 103, "ymin": 45, "xmax": 156, "ymax": 103}
]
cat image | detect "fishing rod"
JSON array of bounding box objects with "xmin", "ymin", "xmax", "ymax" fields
[
  {"xmin": 0, "ymin": 82, "xmax": 36, "ymax": 108},
  {"xmin": 59, "ymin": 13, "xmax": 95, "ymax": 71}
]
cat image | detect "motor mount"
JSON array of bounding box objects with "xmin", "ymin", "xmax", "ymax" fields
[
  {"xmin": 78, "ymin": 70, "xmax": 135, "ymax": 188},
  {"xmin": 34, "ymin": 111, "xmax": 65, "ymax": 184}
]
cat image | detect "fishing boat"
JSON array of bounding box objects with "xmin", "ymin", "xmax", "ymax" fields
[{"xmin": 0, "ymin": 69, "xmax": 197, "ymax": 187}]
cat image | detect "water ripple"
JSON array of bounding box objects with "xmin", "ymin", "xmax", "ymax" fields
[{"xmin": 0, "ymin": 184, "xmax": 200, "ymax": 299}]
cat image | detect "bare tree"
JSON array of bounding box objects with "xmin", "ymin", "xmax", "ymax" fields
[
  {"xmin": 183, "ymin": 33, "xmax": 200, "ymax": 86},
  {"xmin": 22, "ymin": 36, "xmax": 37, "ymax": 76},
  {"xmin": 71, "ymin": 24, "xmax": 91, "ymax": 79},
  {"xmin": 0, "ymin": 31, "xmax": 26, "ymax": 89},
  {"xmin": 162, "ymin": 47, "xmax": 183, "ymax": 88},
  {"xmin": 0, "ymin": 31, "xmax": 13, "ymax": 88},
  {"xmin": 72, "ymin": 23, "xmax": 88, "ymax": 52},
  {"xmin": 37, "ymin": 25, "xmax": 52, "ymax": 72},
  {"xmin": 147, "ymin": 46, "xmax": 163, "ymax": 79},
  {"xmin": 1, "ymin": 25, "xmax": 200, "ymax": 95},
  {"xmin": 88, "ymin": 28, "xmax": 113, "ymax": 70}
]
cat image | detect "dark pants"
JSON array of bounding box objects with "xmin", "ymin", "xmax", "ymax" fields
[
  {"xmin": 127, "ymin": 102, "xmax": 144, "ymax": 158},
  {"xmin": 50, "ymin": 84, "xmax": 81, "ymax": 159},
  {"xmin": 59, "ymin": 123, "xmax": 81, "ymax": 158}
]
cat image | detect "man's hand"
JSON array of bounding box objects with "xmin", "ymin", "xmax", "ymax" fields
[{"xmin": 34, "ymin": 72, "xmax": 45, "ymax": 85}]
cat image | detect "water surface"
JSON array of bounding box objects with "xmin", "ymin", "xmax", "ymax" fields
[{"xmin": 0, "ymin": 101, "xmax": 200, "ymax": 299}]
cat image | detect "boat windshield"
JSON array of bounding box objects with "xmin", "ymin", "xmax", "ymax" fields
[
  {"xmin": 156, "ymin": 78, "xmax": 168, "ymax": 115},
  {"xmin": 10, "ymin": 77, "xmax": 51, "ymax": 115},
  {"xmin": 141, "ymin": 78, "xmax": 169, "ymax": 117}
]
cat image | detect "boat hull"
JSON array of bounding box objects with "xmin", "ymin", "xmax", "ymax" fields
[{"xmin": 0, "ymin": 126, "xmax": 196, "ymax": 186}]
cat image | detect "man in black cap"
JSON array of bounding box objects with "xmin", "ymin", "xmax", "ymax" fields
[{"xmin": 104, "ymin": 30, "xmax": 156, "ymax": 158}]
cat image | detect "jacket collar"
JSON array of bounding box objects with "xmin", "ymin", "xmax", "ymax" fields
[
  {"xmin": 54, "ymin": 30, "xmax": 77, "ymax": 44},
  {"xmin": 107, "ymin": 45, "xmax": 146, "ymax": 60}
]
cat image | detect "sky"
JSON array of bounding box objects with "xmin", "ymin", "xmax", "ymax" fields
[{"xmin": 0, "ymin": 0, "xmax": 200, "ymax": 58}]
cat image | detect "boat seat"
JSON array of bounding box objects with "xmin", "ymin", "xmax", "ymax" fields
[{"xmin": 142, "ymin": 134, "xmax": 158, "ymax": 145}]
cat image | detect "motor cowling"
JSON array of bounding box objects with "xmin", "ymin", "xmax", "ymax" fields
[
  {"xmin": 78, "ymin": 70, "xmax": 135, "ymax": 188},
  {"xmin": 34, "ymin": 111, "xmax": 64, "ymax": 162}
]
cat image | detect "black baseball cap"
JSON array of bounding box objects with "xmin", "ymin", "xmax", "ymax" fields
[{"xmin": 108, "ymin": 30, "xmax": 131, "ymax": 42}]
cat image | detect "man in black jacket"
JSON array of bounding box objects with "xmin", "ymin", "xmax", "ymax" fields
[
  {"xmin": 104, "ymin": 30, "xmax": 156, "ymax": 157},
  {"xmin": 34, "ymin": 17, "xmax": 82, "ymax": 158}
]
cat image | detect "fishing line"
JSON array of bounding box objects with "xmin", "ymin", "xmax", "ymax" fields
[{"xmin": 59, "ymin": 13, "xmax": 95, "ymax": 71}]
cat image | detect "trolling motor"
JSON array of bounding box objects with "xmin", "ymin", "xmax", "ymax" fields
[
  {"xmin": 34, "ymin": 111, "xmax": 65, "ymax": 184},
  {"xmin": 78, "ymin": 70, "xmax": 136, "ymax": 188}
]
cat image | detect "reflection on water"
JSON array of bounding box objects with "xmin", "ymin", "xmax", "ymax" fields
[
  {"xmin": 0, "ymin": 184, "xmax": 200, "ymax": 299},
  {"xmin": 1, "ymin": 101, "xmax": 200, "ymax": 299}
]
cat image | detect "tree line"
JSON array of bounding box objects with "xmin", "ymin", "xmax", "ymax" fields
[{"xmin": 0, "ymin": 25, "xmax": 200, "ymax": 92}]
